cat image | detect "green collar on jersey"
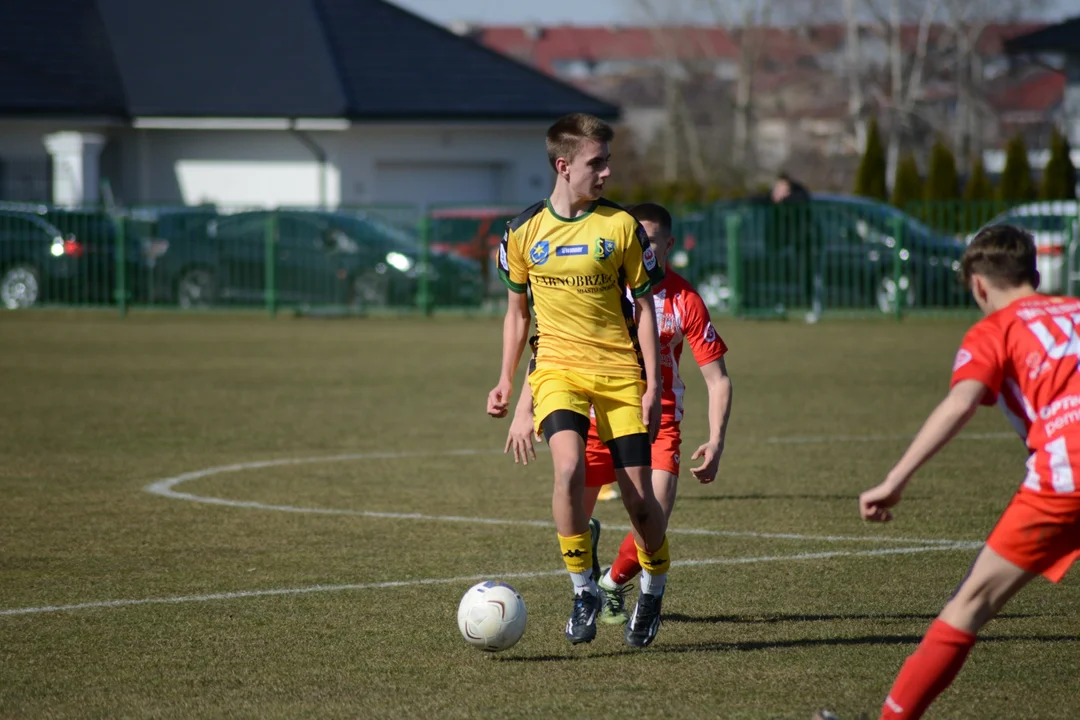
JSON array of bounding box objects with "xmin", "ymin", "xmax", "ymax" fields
[{"xmin": 545, "ymin": 198, "xmax": 597, "ymax": 223}]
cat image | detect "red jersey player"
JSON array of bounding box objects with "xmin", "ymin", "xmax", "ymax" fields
[
  {"xmin": 507, "ymin": 202, "xmax": 733, "ymax": 628},
  {"xmin": 854, "ymin": 225, "xmax": 1080, "ymax": 719}
]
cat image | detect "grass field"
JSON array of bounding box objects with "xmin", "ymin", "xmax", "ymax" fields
[{"xmin": 1, "ymin": 310, "xmax": 1078, "ymax": 719}]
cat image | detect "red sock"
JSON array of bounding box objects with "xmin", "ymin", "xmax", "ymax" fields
[
  {"xmin": 608, "ymin": 532, "xmax": 641, "ymax": 585},
  {"xmin": 880, "ymin": 619, "xmax": 977, "ymax": 719}
]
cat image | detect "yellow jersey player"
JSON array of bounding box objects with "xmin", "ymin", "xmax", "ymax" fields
[{"xmin": 486, "ymin": 113, "xmax": 669, "ymax": 647}]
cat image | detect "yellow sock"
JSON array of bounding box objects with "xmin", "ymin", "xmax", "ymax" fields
[
  {"xmin": 636, "ymin": 534, "xmax": 670, "ymax": 577},
  {"xmin": 558, "ymin": 532, "xmax": 593, "ymax": 575}
]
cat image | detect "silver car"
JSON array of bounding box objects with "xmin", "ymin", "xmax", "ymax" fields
[{"xmin": 972, "ymin": 201, "xmax": 1079, "ymax": 294}]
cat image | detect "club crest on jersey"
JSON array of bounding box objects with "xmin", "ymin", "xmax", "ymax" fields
[
  {"xmin": 529, "ymin": 240, "xmax": 550, "ymax": 265},
  {"xmin": 643, "ymin": 246, "xmax": 657, "ymax": 271},
  {"xmin": 953, "ymin": 348, "xmax": 973, "ymax": 371},
  {"xmin": 593, "ymin": 237, "xmax": 615, "ymax": 260}
]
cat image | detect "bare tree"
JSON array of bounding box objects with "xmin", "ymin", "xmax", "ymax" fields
[
  {"xmin": 858, "ymin": 0, "xmax": 941, "ymax": 188},
  {"xmin": 694, "ymin": 0, "xmax": 775, "ymax": 178},
  {"xmin": 629, "ymin": 0, "xmax": 711, "ymax": 184},
  {"xmin": 845, "ymin": 0, "xmax": 867, "ymax": 153},
  {"xmin": 939, "ymin": 0, "xmax": 1048, "ymax": 162}
]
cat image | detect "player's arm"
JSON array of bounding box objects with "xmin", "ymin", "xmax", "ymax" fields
[
  {"xmin": 505, "ymin": 366, "xmax": 540, "ymax": 465},
  {"xmin": 634, "ymin": 292, "xmax": 662, "ymax": 443},
  {"xmin": 859, "ymin": 379, "xmax": 986, "ymax": 521},
  {"xmin": 679, "ymin": 294, "xmax": 731, "ymax": 483},
  {"xmin": 690, "ymin": 357, "xmax": 732, "ymax": 484},
  {"xmin": 488, "ymin": 290, "xmax": 530, "ymax": 417},
  {"xmin": 625, "ymin": 220, "xmax": 664, "ymax": 442},
  {"xmin": 489, "ymin": 228, "xmax": 530, "ymax": 418}
]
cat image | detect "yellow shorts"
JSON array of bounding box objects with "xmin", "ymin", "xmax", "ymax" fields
[{"xmin": 530, "ymin": 368, "xmax": 645, "ymax": 443}]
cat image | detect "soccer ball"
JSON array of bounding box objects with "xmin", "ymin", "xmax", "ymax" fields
[{"xmin": 456, "ymin": 581, "xmax": 527, "ymax": 652}]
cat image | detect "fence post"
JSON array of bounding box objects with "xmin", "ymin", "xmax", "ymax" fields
[
  {"xmin": 264, "ymin": 212, "xmax": 277, "ymax": 318},
  {"xmin": 417, "ymin": 211, "xmax": 434, "ymax": 316},
  {"xmin": 114, "ymin": 213, "xmax": 127, "ymax": 317},
  {"xmin": 725, "ymin": 213, "xmax": 742, "ymax": 317},
  {"xmin": 890, "ymin": 215, "xmax": 904, "ymax": 322}
]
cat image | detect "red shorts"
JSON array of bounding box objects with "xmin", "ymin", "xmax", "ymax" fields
[
  {"xmin": 985, "ymin": 490, "xmax": 1080, "ymax": 583},
  {"xmin": 584, "ymin": 417, "xmax": 681, "ymax": 487}
]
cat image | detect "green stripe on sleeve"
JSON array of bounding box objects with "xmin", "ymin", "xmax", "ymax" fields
[{"xmin": 499, "ymin": 269, "xmax": 527, "ymax": 294}]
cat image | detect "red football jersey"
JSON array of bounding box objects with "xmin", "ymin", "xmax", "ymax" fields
[
  {"xmin": 951, "ymin": 295, "xmax": 1080, "ymax": 496},
  {"xmin": 652, "ymin": 271, "xmax": 728, "ymax": 421}
]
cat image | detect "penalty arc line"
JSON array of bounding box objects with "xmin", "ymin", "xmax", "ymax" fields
[
  {"xmin": 0, "ymin": 543, "xmax": 975, "ymax": 618},
  {"xmin": 143, "ymin": 450, "xmax": 981, "ymax": 547}
]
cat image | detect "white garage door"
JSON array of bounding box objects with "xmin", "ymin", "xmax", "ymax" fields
[{"xmin": 374, "ymin": 163, "xmax": 502, "ymax": 208}]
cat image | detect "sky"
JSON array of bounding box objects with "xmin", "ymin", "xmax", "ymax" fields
[{"xmin": 388, "ymin": 0, "xmax": 1075, "ymax": 27}]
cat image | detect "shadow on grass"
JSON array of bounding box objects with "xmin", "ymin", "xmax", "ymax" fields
[
  {"xmin": 499, "ymin": 631, "xmax": 1078, "ymax": 663},
  {"xmin": 663, "ymin": 612, "xmax": 1052, "ymax": 625}
]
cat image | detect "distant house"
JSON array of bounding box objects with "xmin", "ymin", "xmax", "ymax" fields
[
  {"xmin": 1005, "ymin": 16, "xmax": 1080, "ymax": 151},
  {"xmin": 0, "ymin": 0, "xmax": 618, "ymax": 210},
  {"xmin": 471, "ymin": 21, "xmax": 1062, "ymax": 181}
]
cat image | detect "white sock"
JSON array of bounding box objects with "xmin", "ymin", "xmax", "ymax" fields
[
  {"xmin": 570, "ymin": 571, "xmax": 597, "ymax": 596},
  {"xmin": 599, "ymin": 568, "xmax": 622, "ymax": 589},
  {"xmin": 639, "ymin": 569, "xmax": 666, "ymax": 596}
]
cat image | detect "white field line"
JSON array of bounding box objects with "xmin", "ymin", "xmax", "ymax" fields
[
  {"xmin": 0, "ymin": 544, "xmax": 973, "ymax": 618},
  {"xmin": 143, "ymin": 451, "xmax": 981, "ymax": 547},
  {"xmin": 764, "ymin": 432, "xmax": 1015, "ymax": 445}
]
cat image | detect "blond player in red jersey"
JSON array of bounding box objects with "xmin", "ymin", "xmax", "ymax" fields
[
  {"xmin": 852, "ymin": 225, "xmax": 1080, "ymax": 719},
  {"xmin": 507, "ymin": 202, "xmax": 734, "ymax": 627}
]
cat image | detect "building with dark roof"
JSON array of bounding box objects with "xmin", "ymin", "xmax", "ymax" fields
[{"xmin": 0, "ymin": 0, "xmax": 619, "ymax": 208}]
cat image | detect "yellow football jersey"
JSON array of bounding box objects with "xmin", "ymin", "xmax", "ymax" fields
[{"xmin": 498, "ymin": 198, "xmax": 664, "ymax": 378}]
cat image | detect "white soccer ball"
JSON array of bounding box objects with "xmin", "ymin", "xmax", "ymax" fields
[{"xmin": 457, "ymin": 581, "xmax": 527, "ymax": 652}]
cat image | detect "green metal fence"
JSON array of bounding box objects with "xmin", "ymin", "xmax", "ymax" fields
[
  {"xmin": 0, "ymin": 198, "xmax": 1076, "ymax": 318},
  {"xmin": 671, "ymin": 196, "xmax": 1079, "ymax": 320},
  {"xmin": 0, "ymin": 202, "xmax": 488, "ymax": 316}
]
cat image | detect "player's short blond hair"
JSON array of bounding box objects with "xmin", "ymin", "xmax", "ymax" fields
[{"xmin": 546, "ymin": 113, "xmax": 614, "ymax": 171}]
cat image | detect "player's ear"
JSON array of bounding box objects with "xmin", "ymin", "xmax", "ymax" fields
[
  {"xmin": 971, "ymin": 274, "xmax": 989, "ymax": 304},
  {"xmin": 554, "ymin": 157, "xmax": 570, "ymax": 178}
]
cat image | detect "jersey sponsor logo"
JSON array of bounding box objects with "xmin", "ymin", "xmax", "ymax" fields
[
  {"xmin": 704, "ymin": 323, "xmax": 718, "ymax": 343},
  {"xmin": 531, "ymin": 273, "xmax": 616, "ymax": 294},
  {"xmin": 594, "ymin": 238, "xmax": 615, "ymax": 260},
  {"xmin": 529, "ymin": 240, "xmax": 550, "ymax": 265},
  {"xmin": 643, "ymin": 246, "xmax": 657, "ymax": 271},
  {"xmin": 953, "ymin": 348, "xmax": 973, "ymax": 371},
  {"xmin": 1039, "ymin": 393, "xmax": 1080, "ymax": 421},
  {"xmin": 556, "ymin": 244, "xmax": 589, "ymax": 256}
]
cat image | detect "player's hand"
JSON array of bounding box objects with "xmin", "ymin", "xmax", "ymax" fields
[
  {"xmin": 690, "ymin": 441, "xmax": 722, "ymax": 484},
  {"xmin": 505, "ymin": 410, "xmax": 540, "ymax": 465},
  {"xmin": 487, "ymin": 379, "xmax": 513, "ymax": 418},
  {"xmin": 643, "ymin": 385, "xmax": 662, "ymax": 444},
  {"xmin": 859, "ymin": 479, "xmax": 904, "ymax": 522}
]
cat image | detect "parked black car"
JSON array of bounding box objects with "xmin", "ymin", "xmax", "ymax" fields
[
  {"xmin": 680, "ymin": 195, "xmax": 969, "ymax": 314},
  {"xmin": 0, "ymin": 208, "xmax": 135, "ymax": 309},
  {"xmin": 139, "ymin": 209, "xmax": 483, "ymax": 309}
]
